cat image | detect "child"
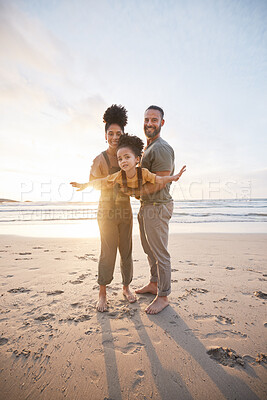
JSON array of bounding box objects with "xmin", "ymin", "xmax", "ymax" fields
[{"xmin": 70, "ymin": 134, "xmax": 186, "ymax": 193}]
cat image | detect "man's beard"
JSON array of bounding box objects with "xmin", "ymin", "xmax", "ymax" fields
[{"xmin": 144, "ymin": 125, "xmax": 161, "ymax": 139}]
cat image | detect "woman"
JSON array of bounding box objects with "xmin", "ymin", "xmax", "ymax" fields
[{"xmin": 86, "ymin": 105, "xmax": 136, "ymax": 312}]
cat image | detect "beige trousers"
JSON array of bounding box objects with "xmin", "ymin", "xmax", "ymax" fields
[
  {"xmin": 138, "ymin": 201, "xmax": 173, "ymax": 296},
  {"xmin": 97, "ymin": 207, "xmax": 133, "ymax": 286}
]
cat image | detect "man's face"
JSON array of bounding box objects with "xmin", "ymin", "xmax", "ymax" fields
[{"xmin": 144, "ymin": 109, "xmax": 164, "ymax": 139}]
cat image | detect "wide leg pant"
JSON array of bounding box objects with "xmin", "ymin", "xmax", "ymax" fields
[
  {"xmin": 97, "ymin": 207, "xmax": 133, "ymax": 286},
  {"xmin": 138, "ymin": 201, "xmax": 173, "ymax": 296}
]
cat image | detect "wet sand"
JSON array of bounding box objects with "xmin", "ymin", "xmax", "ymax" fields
[{"xmin": 0, "ymin": 233, "xmax": 266, "ymax": 399}]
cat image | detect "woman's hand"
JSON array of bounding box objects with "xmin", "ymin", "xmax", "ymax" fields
[
  {"xmin": 70, "ymin": 182, "xmax": 90, "ymax": 191},
  {"xmin": 173, "ymin": 165, "xmax": 186, "ymax": 182}
]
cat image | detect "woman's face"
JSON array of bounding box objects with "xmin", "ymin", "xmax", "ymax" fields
[{"xmin": 105, "ymin": 124, "xmax": 123, "ymax": 149}]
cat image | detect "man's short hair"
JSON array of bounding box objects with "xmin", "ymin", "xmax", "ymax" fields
[{"xmin": 146, "ymin": 105, "xmax": 164, "ymax": 120}]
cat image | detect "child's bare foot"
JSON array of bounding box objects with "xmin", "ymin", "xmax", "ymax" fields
[
  {"xmin": 145, "ymin": 295, "xmax": 169, "ymax": 314},
  {"xmin": 135, "ymin": 281, "xmax": 157, "ymax": 295},
  {"xmin": 97, "ymin": 285, "xmax": 108, "ymax": 312},
  {"xmin": 123, "ymin": 285, "xmax": 137, "ymax": 303}
]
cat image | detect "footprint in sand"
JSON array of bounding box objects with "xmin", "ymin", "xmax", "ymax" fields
[
  {"xmin": 102, "ymin": 339, "xmax": 144, "ymax": 354},
  {"xmin": 132, "ymin": 371, "xmax": 144, "ymax": 389},
  {"xmin": 69, "ymin": 280, "xmax": 83, "ymax": 284},
  {"xmin": 13, "ymin": 349, "xmax": 31, "ymax": 358},
  {"xmin": 69, "ymin": 273, "xmax": 89, "ymax": 285},
  {"xmin": 178, "ymin": 288, "xmax": 209, "ymax": 300},
  {"xmin": 254, "ymin": 291, "xmax": 267, "ymax": 299},
  {"xmin": 202, "ymin": 330, "xmax": 247, "ymax": 339},
  {"xmin": 107, "ymin": 305, "xmax": 137, "ymax": 319},
  {"xmin": 71, "ymin": 302, "xmax": 82, "ymax": 307},
  {"xmin": 34, "ymin": 313, "xmax": 55, "ymax": 321},
  {"xmin": 0, "ymin": 337, "xmax": 8, "ymax": 345},
  {"xmin": 73, "ymin": 314, "xmax": 92, "ymax": 323},
  {"xmin": 216, "ymin": 315, "xmax": 234, "ymax": 325},
  {"xmin": 193, "ymin": 313, "xmax": 234, "ymax": 325},
  {"xmin": 75, "ymin": 254, "xmax": 98, "ymax": 262},
  {"xmin": 207, "ymin": 347, "xmax": 245, "ymax": 368},
  {"xmin": 8, "ymin": 287, "xmax": 31, "ymax": 293},
  {"xmin": 46, "ymin": 290, "xmax": 64, "ymax": 296},
  {"xmin": 85, "ymin": 327, "xmax": 100, "ymax": 335}
]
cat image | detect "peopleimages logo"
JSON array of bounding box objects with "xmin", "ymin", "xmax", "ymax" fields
[{"xmin": 19, "ymin": 179, "xmax": 253, "ymax": 202}]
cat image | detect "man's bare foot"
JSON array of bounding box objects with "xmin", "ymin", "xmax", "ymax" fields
[
  {"xmin": 123, "ymin": 286, "xmax": 137, "ymax": 303},
  {"xmin": 145, "ymin": 295, "xmax": 169, "ymax": 314},
  {"xmin": 97, "ymin": 285, "xmax": 108, "ymax": 312},
  {"xmin": 135, "ymin": 281, "xmax": 157, "ymax": 295}
]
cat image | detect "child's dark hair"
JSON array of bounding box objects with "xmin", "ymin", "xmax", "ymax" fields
[
  {"xmin": 103, "ymin": 104, "xmax": 128, "ymax": 132},
  {"xmin": 117, "ymin": 133, "xmax": 144, "ymax": 157}
]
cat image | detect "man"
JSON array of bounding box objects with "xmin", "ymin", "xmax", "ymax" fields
[{"xmin": 136, "ymin": 105, "xmax": 175, "ymax": 314}]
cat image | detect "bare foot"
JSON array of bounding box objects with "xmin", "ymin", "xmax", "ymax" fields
[
  {"xmin": 145, "ymin": 295, "xmax": 169, "ymax": 314},
  {"xmin": 123, "ymin": 286, "xmax": 137, "ymax": 303},
  {"xmin": 135, "ymin": 281, "xmax": 157, "ymax": 295},
  {"xmin": 97, "ymin": 285, "xmax": 108, "ymax": 312}
]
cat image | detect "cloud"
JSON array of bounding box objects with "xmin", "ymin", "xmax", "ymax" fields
[
  {"xmin": 0, "ymin": 0, "xmax": 73, "ymax": 112},
  {"xmin": 0, "ymin": 1, "xmax": 64, "ymax": 73}
]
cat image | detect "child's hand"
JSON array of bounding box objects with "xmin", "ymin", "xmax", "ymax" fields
[
  {"xmin": 70, "ymin": 182, "xmax": 89, "ymax": 191},
  {"xmin": 173, "ymin": 165, "xmax": 186, "ymax": 182}
]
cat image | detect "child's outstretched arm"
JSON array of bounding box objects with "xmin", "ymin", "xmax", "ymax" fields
[
  {"xmin": 155, "ymin": 165, "xmax": 186, "ymax": 184},
  {"xmin": 70, "ymin": 177, "xmax": 109, "ymax": 191}
]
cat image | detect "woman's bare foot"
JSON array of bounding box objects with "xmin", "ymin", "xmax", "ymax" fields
[
  {"xmin": 97, "ymin": 285, "xmax": 108, "ymax": 312},
  {"xmin": 123, "ymin": 285, "xmax": 137, "ymax": 303},
  {"xmin": 135, "ymin": 281, "xmax": 157, "ymax": 295},
  {"xmin": 145, "ymin": 295, "xmax": 169, "ymax": 314}
]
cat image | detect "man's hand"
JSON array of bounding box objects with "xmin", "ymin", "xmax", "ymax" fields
[{"xmin": 172, "ymin": 165, "xmax": 186, "ymax": 181}]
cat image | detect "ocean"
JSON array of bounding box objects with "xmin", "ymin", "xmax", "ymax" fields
[{"xmin": 0, "ymin": 198, "xmax": 267, "ymax": 237}]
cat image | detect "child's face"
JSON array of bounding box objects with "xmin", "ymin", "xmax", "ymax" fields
[{"xmin": 117, "ymin": 147, "xmax": 139, "ymax": 172}]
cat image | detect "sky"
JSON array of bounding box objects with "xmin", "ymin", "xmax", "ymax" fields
[{"xmin": 0, "ymin": 0, "xmax": 266, "ymax": 201}]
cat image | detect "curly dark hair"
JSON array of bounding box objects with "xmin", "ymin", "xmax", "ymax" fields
[
  {"xmin": 103, "ymin": 104, "xmax": 128, "ymax": 132},
  {"xmin": 117, "ymin": 133, "xmax": 144, "ymax": 157}
]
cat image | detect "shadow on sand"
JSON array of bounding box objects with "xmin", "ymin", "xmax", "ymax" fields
[{"xmin": 97, "ymin": 299, "xmax": 261, "ymax": 400}]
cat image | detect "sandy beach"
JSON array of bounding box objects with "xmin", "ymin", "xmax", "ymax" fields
[{"xmin": 0, "ymin": 233, "xmax": 266, "ymax": 400}]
